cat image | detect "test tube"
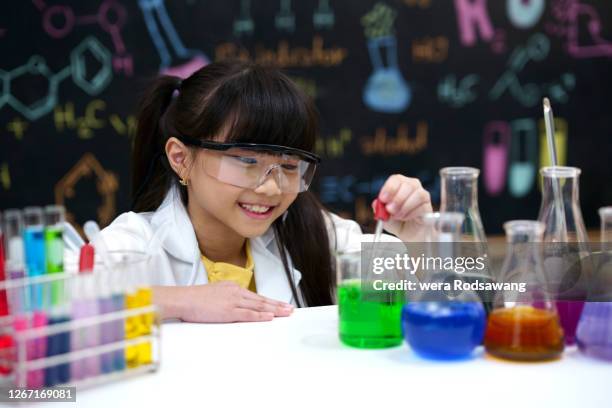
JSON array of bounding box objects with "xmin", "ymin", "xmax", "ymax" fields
[
  {"xmin": 124, "ymin": 256, "xmax": 141, "ymax": 369},
  {"xmin": 3, "ymin": 210, "xmax": 25, "ymax": 316},
  {"xmin": 23, "ymin": 207, "xmax": 45, "ymax": 309},
  {"xmin": 111, "ymin": 266, "xmax": 126, "ymax": 371},
  {"xmin": 71, "ymin": 244, "xmax": 100, "ymax": 380},
  {"xmin": 44, "ymin": 206, "xmax": 65, "ymax": 311},
  {"xmin": 0, "ymin": 211, "xmax": 7, "ymax": 317},
  {"xmin": 3, "ymin": 210, "xmax": 25, "ymax": 281},
  {"xmin": 135, "ymin": 259, "xmax": 153, "ymax": 366},
  {"xmin": 22, "ymin": 207, "xmax": 47, "ymax": 388},
  {"xmin": 0, "ymin": 210, "xmax": 11, "ymax": 376},
  {"xmin": 44, "ymin": 206, "xmax": 70, "ymax": 386},
  {"xmin": 98, "ymin": 263, "xmax": 116, "ymax": 373},
  {"xmin": 3, "ymin": 210, "xmax": 30, "ymax": 384},
  {"xmin": 44, "ymin": 206, "xmax": 64, "ymax": 274}
]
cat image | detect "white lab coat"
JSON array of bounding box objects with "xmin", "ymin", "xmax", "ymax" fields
[{"xmin": 96, "ymin": 185, "xmax": 389, "ymax": 306}]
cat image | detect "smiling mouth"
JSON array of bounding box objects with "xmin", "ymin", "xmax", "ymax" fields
[{"xmin": 238, "ymin": 202, "xmax": 276, "ymax": 216}]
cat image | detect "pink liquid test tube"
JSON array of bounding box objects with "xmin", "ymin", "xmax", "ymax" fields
[
  {"xmin": 71, "ymin": 244, "xmax": 100, "ymax": 380},
  {"xmin": 9, "ymin": 312, "xmax": 46, "ymax": 388}
]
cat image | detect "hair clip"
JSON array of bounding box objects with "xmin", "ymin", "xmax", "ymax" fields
[{"xmin": 171, "ymin": 80, "xmax": 182, "ymax": 98}]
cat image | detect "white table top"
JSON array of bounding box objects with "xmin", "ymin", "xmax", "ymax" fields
[{"xmin": 43, "ymin": 305, "xmax": 612, "ymax": 407}]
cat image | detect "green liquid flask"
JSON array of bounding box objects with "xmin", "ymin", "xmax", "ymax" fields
[
  {"xmin": 338, "ymin": 280, "xmax": 403, "ymax": 348},
  {"xmin": 337, "ymin": 249, "xmax": 403, "ymax": 349}
]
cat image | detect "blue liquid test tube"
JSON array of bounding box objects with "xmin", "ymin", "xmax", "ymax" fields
[
  {"xmin": 111, "ymin": 267, "xmax": 126, "ymax": 372},
  {"xmin": 22, "ymin": 207, "xmax": 47, "ymax": 387},
  {"xmin": 23, "ymin": 207, "xmax": 45, "ymax": 310},
  {"xmin": 98, "ymin": 266, "xmax": 117, "ymax": 373}
]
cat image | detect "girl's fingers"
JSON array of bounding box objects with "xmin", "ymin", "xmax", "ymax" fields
[
  {"xmin": 385, "ymin": 182, "xmax": 412, "ymax": 215},
  {"xmin": 240, "ymin": 288, "xmax": 294, "ymax": 309},
  {"xmin": 238, "ymin": 298, "xmax": 293, "ymax": 316},
  {"xmin": 402, "ymin": 201, "xmax": 433, "ymax": 222},
  {"xmin": 233, "ymin": 308, "xmax": 275, "ymax": 322},
  {"xmin": 238, "ymin": 298, "xmax": 279, "ymax": 313},
  {"xmin": 394, "ymin": 189, "xmax": 431, "ymax": 220},
  {"xmin": 378, "ymin": 175, "xmax": 403, "ymax": 203}
]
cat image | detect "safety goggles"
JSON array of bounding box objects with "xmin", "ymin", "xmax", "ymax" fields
[{"xmin": 177, "ymin": 135, "xmax": 321, "ymax": 193}]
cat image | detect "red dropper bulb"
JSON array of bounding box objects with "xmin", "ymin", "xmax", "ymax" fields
[
  {"xmin": 79, "ymin": 244, "xmax": 95, "ymax": 274},
  {"xmin": 373, "ymin": 198, "xmax": 390, "ymax": 221}
]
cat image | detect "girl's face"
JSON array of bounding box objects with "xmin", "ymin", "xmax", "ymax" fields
[{"xmin": 185, "ymin": 148, "xmax": 298, "ymax": 238}]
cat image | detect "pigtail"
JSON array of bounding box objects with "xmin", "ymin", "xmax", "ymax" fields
[
  {"xmin": 274, "ymin": 192, "xmax": 335, "ymax": 307},
  {"xmin": 131, "ymin": 75, "xmax": 182, "ymax": 212}
]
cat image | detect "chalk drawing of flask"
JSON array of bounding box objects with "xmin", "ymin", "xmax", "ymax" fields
[
  {"xmin": 275, "ymin": 0, "xmax": 295, "ymax": 33},
  {"xmin": 509, "ymin": 119, "xmax": 538, "ymax": 198},
  {"xmin": 363, "ymin": 36, "xmax": 411, "ymax": 113},
  {"xmin": 233, "ymin": 0, "xmax": 254, "ymax": 37},
  {"xmin": 482, "ymin": 121, "xmax": 511, "ymax": 197},
  {"xmin": 313, "ymin": 0, "xmax": 335, "ymax": 30},
  {"xmin": 138, "ymin": 0, "xmax": 209, "ymax": 77},
  {"xmin": 507, "ymin": 0, "xmax": 545, "ymax": 29}
]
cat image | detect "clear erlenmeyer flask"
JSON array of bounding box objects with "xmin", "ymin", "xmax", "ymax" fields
[
  {"xmin": 484, "ymin": 221, "xmax": 564, "ymax": 361},
  {"xmin": 439, "ymin": 167, "xmax": 486, "ymax": 243},
  {"xmin": 538, "ymin": 166, "xmax": 590, "ymax": 345},
  {"xmin": 576, "ymin": 207, "xmax": 612, "ymax": 361},
  {"xmin": 440, "ymin": 167, "xmax": 493, "ymax": 312},
  {"xmin": 402, "ymin": 212, "xmax": 486, "ymax": 360}
]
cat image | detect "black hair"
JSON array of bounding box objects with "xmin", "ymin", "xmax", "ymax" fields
[{"xmin": 132, "ymin": 61, "xmax": 335, "ymax": 307}]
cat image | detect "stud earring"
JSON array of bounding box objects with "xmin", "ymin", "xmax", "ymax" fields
[{"xmin": 179, "ymin": 177, "xmax": 188, "ymax": 186}]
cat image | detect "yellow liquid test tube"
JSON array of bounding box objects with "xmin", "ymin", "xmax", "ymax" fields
[
  {"xmin": 125, "ymin": 289, "xmax": 141, "ymax": 368},
  {"xmin": 136, "ymin": 286, "xmax": 153, "ymax": 365}
]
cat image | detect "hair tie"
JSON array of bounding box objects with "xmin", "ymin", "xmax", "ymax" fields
[{"xmin": 171, "ymin": 80, "xmax": 182, "ymax": 98}]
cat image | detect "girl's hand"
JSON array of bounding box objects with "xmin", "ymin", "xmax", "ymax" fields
[
  {"xmin": 153, "ymin": 281, "xmax": 294, "ymax": 323},
  {"xmin": 374, "ymin": 174, "xmax": 433, "ymax": 241}
]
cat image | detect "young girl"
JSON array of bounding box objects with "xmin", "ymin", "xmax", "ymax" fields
[{"xmin": 99, "ymin": 61, "xmax": 432, "ymax": 323}]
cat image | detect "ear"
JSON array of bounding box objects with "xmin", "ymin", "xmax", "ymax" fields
[{"xmin": 165, "ymin": 137, "xmax": 192, "ymax": 179}]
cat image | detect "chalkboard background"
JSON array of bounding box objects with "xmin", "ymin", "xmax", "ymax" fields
[{"xmin": 1, "ymin": 0, "xmax": 611, "ymax": 234}]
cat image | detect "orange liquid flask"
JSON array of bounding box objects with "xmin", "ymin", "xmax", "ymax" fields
[{"xmin": 484, "ymin": 221, "xmax": 564, "ymax": 361}]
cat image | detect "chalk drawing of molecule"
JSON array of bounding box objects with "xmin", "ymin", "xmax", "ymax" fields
[{"xmin": 0, "ymin": 37, "xmax": 113, "ymax": 121}]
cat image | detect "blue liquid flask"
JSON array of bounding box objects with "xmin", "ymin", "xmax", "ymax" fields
[
  {"xmin": 403, "ymin": 212, "xmax": 486, "ymax": 360},
  {"xmin": 402, "ymin": 301, "xmax": 485, "ymax": 360}
]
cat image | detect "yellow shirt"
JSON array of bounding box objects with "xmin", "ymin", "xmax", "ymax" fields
[{"xmin": 201, "ymin": 241, "xmax": 257, "ymax": 292}]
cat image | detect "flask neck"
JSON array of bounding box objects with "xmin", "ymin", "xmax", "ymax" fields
[
  {"xmin": 505, "ymin": 221, "xmax": 545, "ymax": 244},
  {"xmin": 538, "ymin": 167, "xmax": 588, "ymax": 242},
  {"xmin": 504, "ymin": 221, "xmax": 544, "ymax": 260},
  {"xmin": 440, "ymin": 174, "xmax": 479, "ymax": 214},
  {"xmin": 541, "ymin": 173, "xmax": 580, "ymax": 206},
  {"xmin": 502, "ymin": 221, "xmax": 546, "ymax": 280}
]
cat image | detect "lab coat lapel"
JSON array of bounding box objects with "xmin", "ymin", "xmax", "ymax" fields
[
  {"xmin": 250, "ymin": 229, "xmax": 302, "ymax": 304},
  {"xmin": 150, "ymin": 185, "xmax": 202, "ymax": 286}
]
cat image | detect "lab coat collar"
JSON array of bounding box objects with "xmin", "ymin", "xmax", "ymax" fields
[
  {"xmin": 150, "ymin": 185, "xmax": 302, "ymax": 303},
  {"xmin": 150, "ymin": 185, "xmax": 199, "ymax": 264}
]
